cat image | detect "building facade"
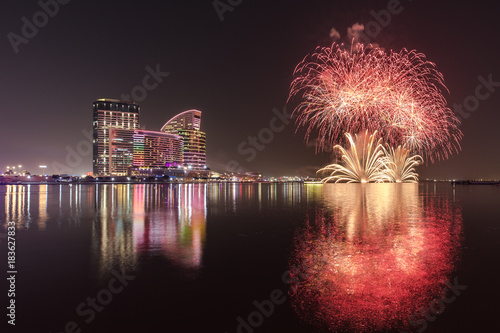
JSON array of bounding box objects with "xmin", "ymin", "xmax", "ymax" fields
[
  {"xmin": 176, "ymin": 129, "xmax": 207, "ymax": 169},
  {"xmin": 161, "ymin": 109, "xmax": 207, "ymax": 170},
  {"xmin": 160, "ymin": 109, "xmax": 201, "ymax": 132},
  {"xmin": 93, "ymin": 101, "xmax": 208, "ymax": 176},
  {"xmin": 93, "ymin": 99, "xmax": 140, "ymax": 176},
  {"xmin": 133, "ymin": 130, "xmax": 183, "ymax": 168},
  {"xmin": 109, "ymin": 128, "xmax": 135, "ymax": 176}
]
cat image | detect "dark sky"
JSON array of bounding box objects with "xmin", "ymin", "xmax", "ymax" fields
[{"xmin": 1, "ymin": 0, "xmax": 499, "ymax": 178}]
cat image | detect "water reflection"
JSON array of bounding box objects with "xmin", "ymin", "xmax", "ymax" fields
[
  {"xmin": 91, "ymin": 184, "xmax": 207, "ymax": 278},
  {"xmin": 92, "ymin": 184, "xmax": 137, "ymax": 279},
  {"xmin": 132, "ymin": 183, "xmax": 207, "ymax": 269},
  {"xmin": 3, "ymin": 185, "xmax": 31, "ymax": 228},
  {"xmin": 205, "ymin": 182, "xmax": 304, "ymax": 214},
  {"xmin": 1, "ymin": 184, "xmax": 89, "ymax": 230},
  {"xmin": 289, "ymin": 183, "xmax": 463, "ymax": 332},
  {"xmin": 0, "ymin": 184, "xmax": 208, "ymax": 279}
]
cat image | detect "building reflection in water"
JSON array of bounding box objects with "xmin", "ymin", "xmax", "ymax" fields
[
  {"xmin": 289, "ymin": 183, "xmax": 463, "ymax": 332},
  {"xmin": 1, "ymin": 184, "xmax": 89, "ymax": 231},
  {"xmin": 92, "ymin": 183, "xmax": 207, "ymax": 278},
  {"xmin": 38, "ymin": 184, "xmax": 48, "ymax": 230},
  {"xmin": 2, "ymin": 185, "xmax": 45, "ymax": 230},
  {"xmin": 92, "ymin": 184, "xmax": 137, "ymax": 279},
  {"xmin": 3, "ymin": 185, "xmax": 26, "ymax": 227},
  {"xmin": 133, "ymin": 183, "xmax": 207, "ymax": 270}
]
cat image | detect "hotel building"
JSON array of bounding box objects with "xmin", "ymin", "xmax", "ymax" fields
[
  {"xmin": 93, "ymin": 100, "xmax": 207, "ymax": 177},
  {"xmin": 93, "ymin": 99, "xmax": 140, "ymax": 176},
  {"xmin": 161, "ymin": 110, "xmax": 207, "ymax": 170},
  {"xmin": 133, "ymin": 130, "xmax": 183, "ymax": 168},
  {"xmin": 109, "ymin": 128, "xmax": 136, "ymax": 176}
]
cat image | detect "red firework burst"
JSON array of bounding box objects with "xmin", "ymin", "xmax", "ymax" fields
[{"xmin": 289, "ymin": 43, "xmax": 463, "ymax": 162}]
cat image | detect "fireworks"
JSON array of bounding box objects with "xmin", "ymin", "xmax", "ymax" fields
[
  {"xmin": 289, "ymin": 43, "xmax": 462, "ymax": 162},
  {"xmin": 382, "ymin": 145, "xmax": 422, "ymax": 183},
  {"xmin": 318, "ymin": 131, "xmax": 389, "ymax": 183},
  {"xmin": 318, "ymin": 131, "xmax": 422, "ymax": 183}
]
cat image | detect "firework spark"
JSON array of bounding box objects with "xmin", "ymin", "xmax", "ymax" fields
[
  {"xmin": 318, "ymin": 131, "xmax": 390, "ymax": 183},
  {"xmin": 318, "ymin": 131, "xmax": 423, "ymax": 183},
  {"xmin": 382, "ymin": 145, "xmax": 423, "ymax": 183},
  {"xmin": 289, "ymin": 43, "xmax": 462, "ymax": 162}
]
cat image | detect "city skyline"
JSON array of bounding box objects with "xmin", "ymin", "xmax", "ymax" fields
[
  {"xmin": 1, "ymin": 0, "xmax": 499, "ymax": 178},
  {"xmin": 92, "ymin": 99, "xmax": 207, "ymax": 178},
  {"xmin": 2, "ymin": 2, "xmax": 500, "ymax": 332}
]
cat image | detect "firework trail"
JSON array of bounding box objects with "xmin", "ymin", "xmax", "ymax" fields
[
  {"xmin": 289, "ymin": 42, "xmax": 462, "ymax": 162},
  {"xmin": 318, "ymin": 131, "xmax": 423, "ymax": 183},
  {"xmin": 318, "ymin": 131, "xmax": 390, "ymax": 183},
  {"xmin": 382, "ymin": 145, "xmax": 423, "ymax": 183}
]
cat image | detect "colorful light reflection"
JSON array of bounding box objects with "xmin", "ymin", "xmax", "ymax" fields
[
  {"xmin": 289, "ymin": 184, "xmax": 462, "ymax": 331},
  {"xmin": 91, "ymin": 184, "xmax": 207, "ymax": 279}
]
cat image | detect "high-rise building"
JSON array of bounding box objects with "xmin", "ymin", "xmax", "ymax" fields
[
  {"xmin": 109, "ymin": 128, "xmax": 135, "ymax": 176},
  {"xmin": 176, "ymin": 129, "xmax": 207, "ymax": 169},
  {"xmin": 93, "ymin": 99, "xmax": 140, "ymax": 176},
  {"xmin": 161, "ymin": 109, "xmax": 207, "ymax": 170},
  {"xmin": 133, "ymin": 130, "xmax": 183, "ymax": 168},
  {"xmin": 161, "ymin": 109, "xmax": 201, "ymax": 132}
]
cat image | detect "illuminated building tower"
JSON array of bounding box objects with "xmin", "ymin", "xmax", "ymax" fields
[
  {"xmin": 161, "ymin": 109, "xmax": 201, "ymax": 132},
  {"xmin": 161, "ymin": 110, "xmax": 207, "ymax": 170},
  {"xmin": 93, "ymin": 99, "xmax": 140, "ymax": 176},
  {"xmin": 176, "ymin": 129, "xmax": 207, "ymax": 169},
  {"xmin": 133, "ymin": 130, "xmax": 183, "ymax": 168},
  {"xmin": 109, "ymin": 128, "xmax": 136, "ymax": 175}
]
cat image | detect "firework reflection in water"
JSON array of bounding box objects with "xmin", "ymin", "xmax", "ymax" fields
[{"xmin": 289, "ymin": 184, "xmax": 462, "ymax": 331}]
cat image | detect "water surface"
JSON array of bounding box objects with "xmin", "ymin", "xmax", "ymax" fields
[{"xmin": 1, "ymin": 183, "xmax": 499, "ymax": 332}]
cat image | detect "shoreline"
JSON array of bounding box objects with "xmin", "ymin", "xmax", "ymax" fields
[{"xmin": 0, "ymin": 180, "xmax": 304, "ymax": 185}]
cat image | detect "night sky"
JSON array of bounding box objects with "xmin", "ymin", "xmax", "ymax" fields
[{"xmin": 1, "ymin": 0, "xmax": 499, "ymax": 178}]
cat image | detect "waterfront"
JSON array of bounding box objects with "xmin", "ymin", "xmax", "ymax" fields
[{"xmin": 1, "ymin": 183, "xmax": 499, "ymax": 332}]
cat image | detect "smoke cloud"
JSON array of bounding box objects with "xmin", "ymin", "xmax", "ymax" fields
[
  {"xmin": 347, "ymin": 22, "xmax": 365, "ymax": 44},
  {"xmin": 330, "ymin": 27, "xmax": 341, "ymax": 40}
]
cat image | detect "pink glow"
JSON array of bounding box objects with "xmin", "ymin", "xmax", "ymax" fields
[{"xmin": 289, "ymin": 184, "xmax": 462, "ymax": 331}]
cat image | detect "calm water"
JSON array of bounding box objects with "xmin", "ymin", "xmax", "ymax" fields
[{"xmin": 1, "ymin": 183, "xmax": 499, "ymax": 332}]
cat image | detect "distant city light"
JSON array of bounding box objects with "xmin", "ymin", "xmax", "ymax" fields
[{"xmin": 39, "ymin": 165, "xmax": 47, "ymax": 176}]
